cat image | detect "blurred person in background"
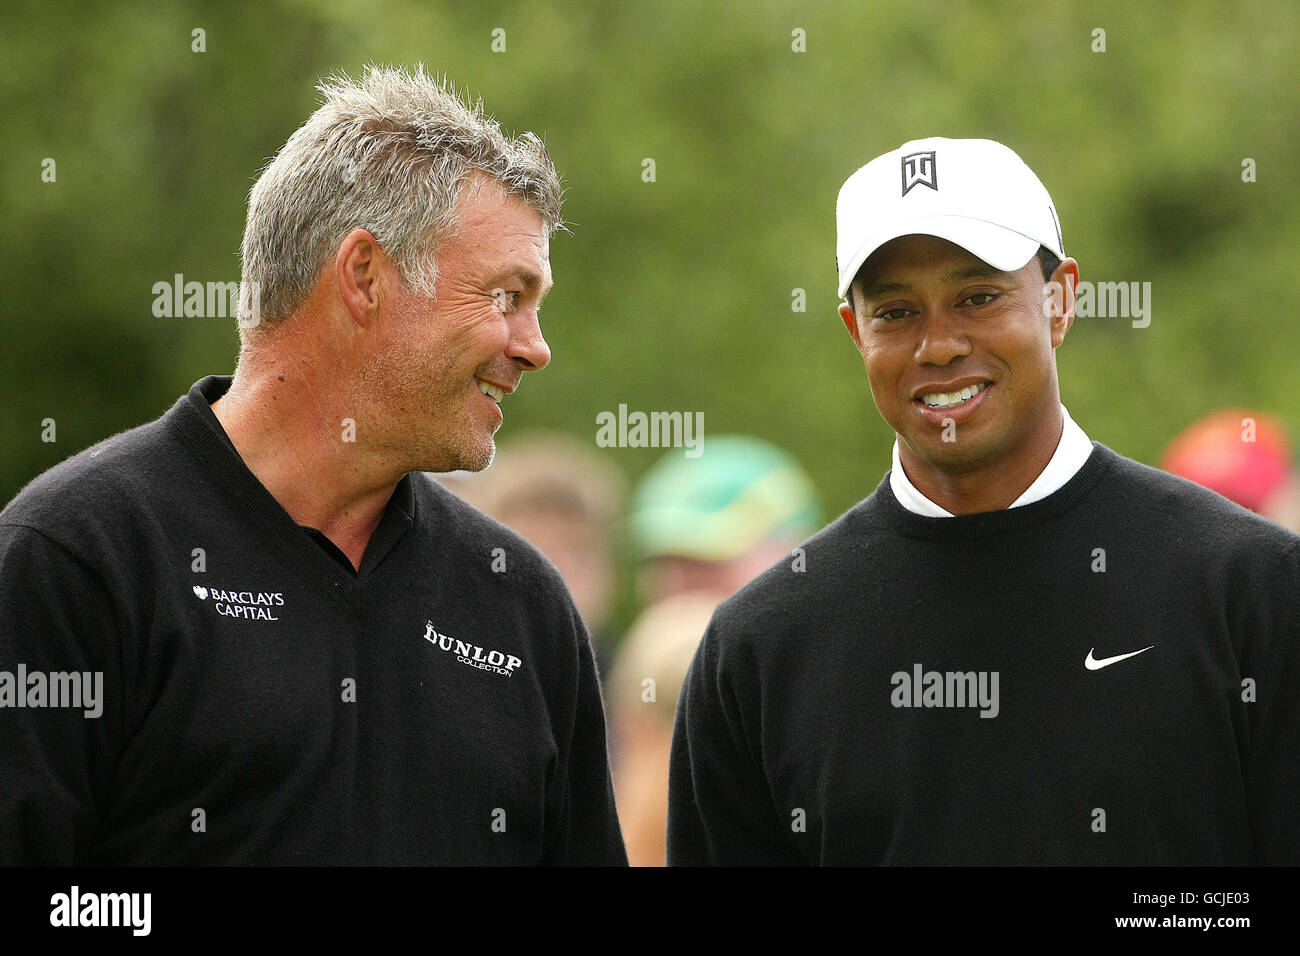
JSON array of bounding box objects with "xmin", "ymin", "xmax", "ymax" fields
[
  {"xmin": 1163, "ymin": 409, "xmax": 1300, "ymax": 533},
  {"xmin": 606, "ymin": 592, "xmax": 719, "ymax": 867},
  {"xmin": 628, "ymin": 434, "xmax": 822, "ymax": 605}
]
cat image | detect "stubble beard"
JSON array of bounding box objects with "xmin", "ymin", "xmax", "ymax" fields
[{"xmin": 359, "ymin": 344, "xmax": 497, "ymax": 476}]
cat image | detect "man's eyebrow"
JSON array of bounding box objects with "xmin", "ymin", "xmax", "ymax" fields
[
  {"xmin": 487, "ymin": 268, "xmax": 552, "ymax": 295},
  {"xmin": 857, "ymin": 280, "xmax": 910, "ymax": 300},
  {"xmin": 857, "ymin": 264, "xmax": 1010, "ymax": 301},
  {"xmin": 942, "ymin": 264, "xmax": 1007, "ymax": 282}
]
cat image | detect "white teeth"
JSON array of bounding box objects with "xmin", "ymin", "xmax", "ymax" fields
[
  {"xmin": 922, "ymin": 382, "xmax": 986, "ymax": 409},
  {"xmin": 477, "ymin": 380, "xmax": 504, "ymax": 402}
]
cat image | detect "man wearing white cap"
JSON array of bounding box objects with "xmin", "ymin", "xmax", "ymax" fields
[{"xmin": 668, "ymin": 137, "xmax": 1299, "ymax": 864}]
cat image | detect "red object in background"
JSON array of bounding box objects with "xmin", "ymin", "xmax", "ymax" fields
[{"xmin": 1162, "ymin": 409, "xmax": 1292, "ymax": 513}]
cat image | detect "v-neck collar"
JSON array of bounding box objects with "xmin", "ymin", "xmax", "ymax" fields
[{"xmin": 167, "ymin": 374, "xmax": 417, "ymax": 595}]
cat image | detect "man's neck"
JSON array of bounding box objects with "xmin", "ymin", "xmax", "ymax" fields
[
  {"xmin": 211, "ymin": 365, "xmax": 398, "ymax": 572},
  {"xmin": 900, "ymin": 403, "xmax": 1065, "ymax": 516}
]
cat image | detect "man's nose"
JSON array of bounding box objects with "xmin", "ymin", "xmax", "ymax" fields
[
  {"xmin": 914, "ymin": 308, "xmax": 971, "ymax": 366},
  {"xmin": 511, "ymin": 308, "xmax": 551, "ymax": 371}
]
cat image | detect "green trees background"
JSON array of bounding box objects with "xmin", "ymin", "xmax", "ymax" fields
[{"xmin": 3, "ymin": 0, "xmax": 1298, "ymax": 523}]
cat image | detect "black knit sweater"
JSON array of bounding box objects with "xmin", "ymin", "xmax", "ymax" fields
[
  {"xmin": 668, "ymin": 443, "xmax": 1299, "ymax": 865},
  {"xmin": 0, "ymin": 376, "xmax": 626, "ymax": 865}
]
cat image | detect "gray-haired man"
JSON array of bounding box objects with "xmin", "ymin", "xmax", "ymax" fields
[{"xmin": 0, "ymin": 65, "xmax": 627, "ymax": 865}]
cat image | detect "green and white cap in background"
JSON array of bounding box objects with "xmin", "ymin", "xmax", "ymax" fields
[{"xmin": 630, "ymin": 434, "xmax": 822, "ymax": 562}]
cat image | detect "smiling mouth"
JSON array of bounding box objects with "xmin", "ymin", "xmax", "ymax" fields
[
  {"xmin": 918, "ymin": 381, "xmax": 989, "ymax": 410},
  {"xmin": 476, "ymin": 379, "xmax": 505, "ymax": 403}
]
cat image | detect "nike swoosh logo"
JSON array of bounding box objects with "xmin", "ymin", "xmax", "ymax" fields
[{"xmin": 1085, "ymin": 645, "xmax": 1155, "ymax": 670}]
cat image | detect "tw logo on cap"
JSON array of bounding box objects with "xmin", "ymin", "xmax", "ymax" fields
[{"xmin": 901, "ymin": 150, "xmax": 938, "ymax": 196}]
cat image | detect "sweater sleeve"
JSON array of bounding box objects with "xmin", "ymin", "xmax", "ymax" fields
[
  {"xmin": 541, "ymin": 603, "xmax": 627, "ymax": 866},
  {"xmin": 667, "ymin": 622, "xmax": 803, "ymax": 865},
  {"xmin": 1242, "ymin": 538, "xmax": 1300, "ymax": 864},
  {"xmin": 0, "ymin": 523, "xmax": 124, "ymax": 865}
]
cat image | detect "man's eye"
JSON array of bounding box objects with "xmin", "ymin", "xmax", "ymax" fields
[
  {"xmin": 961, "ymin": 293, "xmax": 998, "ymax": 306},
  {"xmin": 875, "ymin": 308, "xmax": 911, "ymax": 321},
  {"xmin": 491, "ymin": 289, "xmax": 522, "ymax": 313}
]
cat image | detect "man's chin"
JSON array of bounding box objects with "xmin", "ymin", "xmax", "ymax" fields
[
  {"xmin": 901, "ymin": 429, "xmax": 998, "ymax": 475},
  {"xmin": 411, "ymin": 434, "xmax": 496, "ymax": 476},
  {"xmin": 454, "ymin": 436, "xmax": 497, "ymax": 473}
]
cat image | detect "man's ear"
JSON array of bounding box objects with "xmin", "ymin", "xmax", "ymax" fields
[
  {"xmin": 1048, "ymin": 257, "xmax": 1080, "ymax": 348},
  {"xmin": 336, "ymin": 228, "xmax": 385, "ymax": 328},
  {"xmin": 840, "ymin": 301, "xmax": 864, "ymax": 350}
]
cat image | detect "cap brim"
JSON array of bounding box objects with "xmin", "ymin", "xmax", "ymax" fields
[{"xmin": 837, "ymin": 216, "xmax": 1041, "ymax": 299}]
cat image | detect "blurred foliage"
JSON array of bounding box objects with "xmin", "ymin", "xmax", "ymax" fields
[{"xmin": 2, "ymin": 0, "xmax": 1298, "ymax": 543}]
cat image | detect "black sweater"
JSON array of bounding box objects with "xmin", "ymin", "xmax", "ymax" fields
[
  {"xmin": 0, "ymin": 375, "xmax": 627, "ymax": 865},
  {"xmin": 668, "ymin": 443, "xmax": 1299, "ymax": 865}
]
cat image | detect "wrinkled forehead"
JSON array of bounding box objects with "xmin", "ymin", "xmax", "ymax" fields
[{"xmin": 448, "ymin": 181, "xmax": 553, "ymax": 276}]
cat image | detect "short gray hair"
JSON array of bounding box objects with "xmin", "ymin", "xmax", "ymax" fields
[{"xmin": 238, "ymin": 63, "xmax": 563, "ymax": 329}]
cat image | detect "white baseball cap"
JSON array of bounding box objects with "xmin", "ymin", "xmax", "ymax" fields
[{"xmin": 835, "ymin": 136, "xmax": 1064, "ymax": 299}]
